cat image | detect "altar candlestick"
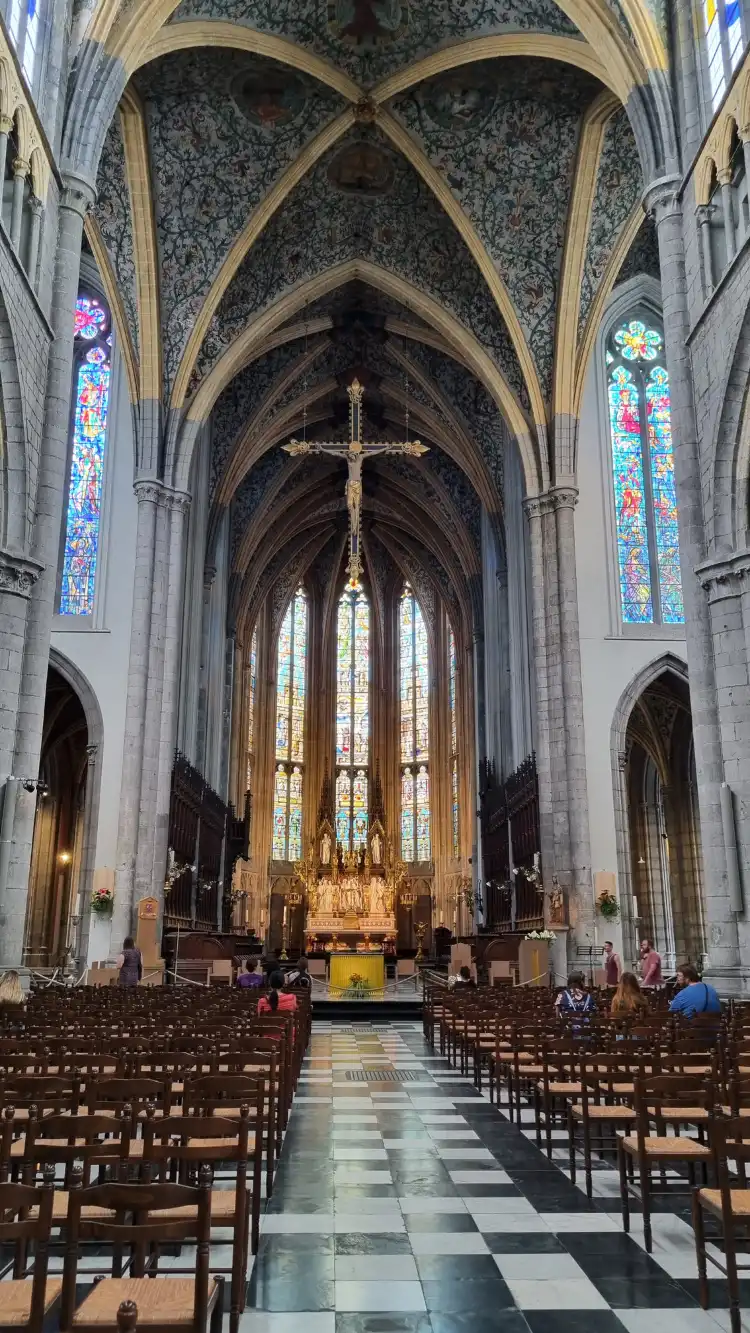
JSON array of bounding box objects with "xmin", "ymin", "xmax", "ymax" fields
[
  {"xmin": 440, "ymin": 910, "xmax": 444, "ymax": 924},
  {"xmin": 283, "ymin": 905, "xmax": 288, "ymax": 927}
]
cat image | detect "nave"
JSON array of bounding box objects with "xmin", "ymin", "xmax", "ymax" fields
[{"xmin": 247, "ymin": 1022, "xmax": 746, "ymax": 1332}]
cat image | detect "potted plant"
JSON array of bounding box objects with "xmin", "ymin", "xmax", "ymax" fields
[
  {"xmin": 597, "ymin": 889, "xmax": 620, "ymax": 921},
  {"xmin": 90, "ymin": 886, "xmax": 114, "ymax": 916}
]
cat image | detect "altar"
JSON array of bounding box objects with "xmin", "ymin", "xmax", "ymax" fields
[{"xmin": 329, "ymin": 951, "xmax": 385, "ymax": 995}]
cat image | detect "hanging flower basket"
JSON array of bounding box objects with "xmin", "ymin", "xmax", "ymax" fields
[
  {"xmin": 91, "ymin": 887, "xmax": 114, "ymax": 916},
  {"xmin": 524, "ymin": 929, "xmax": 556, "ymax": 943},
  {"xmin": 597, "ymin": 890, "xmax": 620, "ymax": 921}
]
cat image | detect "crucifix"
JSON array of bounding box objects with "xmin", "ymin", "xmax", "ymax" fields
[{"xmin": 282, "ymin": 378, "xmax": 429, "ymax": 584}]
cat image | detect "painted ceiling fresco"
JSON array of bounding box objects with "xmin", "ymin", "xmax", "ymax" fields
[
  {"xmin": 93, "ymin": 113, "xmax": 138, "ymax": 354},
  {"xmin": 615, "ymin": 215, "xmax": 661, "ymax": 287},
  {"xmin": 166, "ymin": 0, "xmax": 583, "ymax": 88},
  {"xmin": 133, "ymin": 48, "xmax": 345, "ymax": 388},
  {"xmin": 578, "ymin": 108, "xmax": 642, "ymax": 339},
  {"xmin": 392, "ymin": 58, "xmax": 602, "ymax": 396},
  {"xmin": 194, "ymin": 126, "xmax": 527, "ymax": 407}
]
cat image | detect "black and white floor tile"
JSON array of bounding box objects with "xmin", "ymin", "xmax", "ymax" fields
[{"xmin": 242, "ymin": 1021, "xmax": 750, "ymax": 1333}]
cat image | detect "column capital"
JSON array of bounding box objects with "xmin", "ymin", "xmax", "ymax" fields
[
  {"xmin": 164, "ymin": 487, "xmax": 191, "ymax": 514},
  {"xmin": 695, "ymin": 202, "xmax": 715, "ymax": 224},
  {"xmin": 0, "ymin": 115, "xmax": 13, "ymax": 135},
  {"xmin": 642, "ymin": 174, "xmax": 682, "ymax": 221},
  {"xmin": 696, "ymin": 547, "xmax": 750, "ymax": 599},
  {"xmin": 59, "ymin": 171, "xmax": 97, "ymax": 219},
  {"xmin": 85, "ymin": 742, "xmax": 99, "ymax": 765},
  {"xmin": 0, "ymin": 547, "xmax": 44, "ymax": 600},
  {"xmin": 550, "ymin": 485, "xmax": 579, "ymax": 511},
  {"xmin": 11, "ymin": 157, "xmax": 29, "ymax": 178},
  {"xmin": 29, "ymin": 194, "xmax": 43, "ymax": 217},
  {"xmin": 522, "ymin": 493, "xmax": 555, "ymax": 520},
  {"xmin": 717, "ymin": 166, "xmax": 733, "ymax": 187},
  {"xmin": 133, "ymin": 478, "xmax": 163, "ymax": 506}
]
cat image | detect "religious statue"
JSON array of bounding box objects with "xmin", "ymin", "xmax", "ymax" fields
[
  {"xmin": 320, "ymin": 830, "xmax": 332, "ymax": 866},
  {"xmin": 282, "ymin": 379, "xmax": 428, "ymax": 583},
  {"xmin": 371, "ymin": 830, "xmax": 382, "ymax": 866}
]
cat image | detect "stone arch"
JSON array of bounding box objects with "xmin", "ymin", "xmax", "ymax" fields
[
  {"xmin": 710, "ymin": 286, "xmax": 750, "ymax": 552},
  {"xmin": 609, "ymin": 652, "xmax": 705, "ymax": 969},
  {"xmin": 0, "ymin": 290, "xmax": 29, "ymax": 553}
]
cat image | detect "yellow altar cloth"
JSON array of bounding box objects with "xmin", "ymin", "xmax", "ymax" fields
[{"xmin": 329, "ymin": 952, "xmax": 385, "ymax": 995}]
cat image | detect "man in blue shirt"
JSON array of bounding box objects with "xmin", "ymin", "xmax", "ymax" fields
[{"xmin": 669, "ymin": 963, "xmax": 721, "ymax": 1017}]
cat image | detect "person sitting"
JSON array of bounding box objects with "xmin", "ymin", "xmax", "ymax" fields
[
  {"xmin": 610, "ymin": 970, "xmax": 648, "ymax": 1018},
  {"xmin": 237, "ymin": 958, "xmax": 263, "ymax": 988},
  {"xmin": 285, "ymin": 957, "xmax": 312, "ymax": 990},
  {"xmin": 258, "ymin": 970, "xmax": 298, "ymax": 1014},
  {"xmin": 668, "ymin": 963, "xmax": 721, "ymax": 1017},
  {"xmin": 555, "ymin": 971, "xmax": 596, "ymax": 1018},
  {"xmin": 453, "ymin": 965, "xmax": 476, "ymax": 989},
  {"xmin": 0, "ymin": 970, "xmax": 25, "ymax": 1010}
]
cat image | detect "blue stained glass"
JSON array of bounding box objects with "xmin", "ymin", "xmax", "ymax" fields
[
  {"xmin": 273, "ymin": 767, "xmax": 289, "ymax": 860},
  {"xmin": 400, "ymin": 586, "xmax": 430, "ymax": 861},
  {"xmin": 336, "ymin": 770, "xmax": 351, "ymax": 849},
  {"xmin": 59, "ymin": 345, "xmax": 110, "ymax": 615},
  {"xmin": 609, "ymin": 365, "xmax": 653, "ymax": 624},
  {"xmin": 273, "ymin": 588, "xmax": 307, "ymax": 859},
  {"xmin": 401, "ymin": 768, "xmax": 414, "ymax": 863},
  {"xmin": 646, "ymin": 366, "xmax": 684, "ymax": 623}
]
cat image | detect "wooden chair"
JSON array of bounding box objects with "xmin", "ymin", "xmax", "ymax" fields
[
  {"xmin": 692, "ymin": 1112, "xmax": 750, "ymax": 1333},
  {"xmin": 618, "ymin": 1072, "xmax": 714, "ymax": 1251},
  {"xmin": 0, "ymin": 1166, "xmax": 61, "ymax": 1331},
  {"xmin": 59, "ymin": 1168, "xmax": 224, "ymax": 1333},
  {"xmin": 143, "ymin": 1109, "xmax": 254, "ymax": 1332},
  {"xmin": 566, "ymin": 1053, "xmax": 638, "ymax": 1197}
]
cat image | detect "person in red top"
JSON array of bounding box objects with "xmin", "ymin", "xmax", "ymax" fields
[
  {"xmin": 258, "ymin": 970, "xmax": 298, "ymax": 1014},
  {"xmin": 640, "ymin": 938, "xmax": 663, "ymax": 986},
  {"xmin": 602, "ymin": 941, "xmax": 622, "ymax": 986}
]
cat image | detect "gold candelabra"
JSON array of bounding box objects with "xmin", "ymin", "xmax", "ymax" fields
[{"xmin": 414, "ymin": 921, "xmax": 427, "ymax": 963}]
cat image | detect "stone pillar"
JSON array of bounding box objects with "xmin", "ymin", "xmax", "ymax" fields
[
  {"xmin": 645, "ymin": 178, "xmax": 741, "ymax": 990},
  {"xmin": 523, "ymin": 497, "xmax": 557, "ymax": 891},
  {"xmin": 26, "ymin": 195, "xmax": 43, "ymax": 288},
  {"xmin": 0, "ymin": 173, "xmax": 94, "ymax": 969},
  {"xmin": 151, "ymin": 490, "xmax": 190, "ymax": 937},
  {"xmin": 553, "ymin": 486, "xmax": 593, "ymax": 951},
  {"xmin": 133, "ymin": 492, "xmax": 171, "ymax": 909},
  {"xmin": 111, "ymin": 480, "xmax": 161, "ymax": 950},
  {"xmin": 472, "ymin": 629, "xmax": 485, "ymax": 926},
  {"xmin": 0, "ymin": 552, "xmax": 42, "ymax": 783},
  {"xmin": 0, "ymin": 116, "xmax": 13, "ymax": 204},
  {"xmin": 718, "ymin": 169, "xmax": 736, "ymax": 262},
  {"xmin": 9, "ymin": 156, "xmax": 28, "ymax": 253},
  {"xmin": 695, "ymin": 205, "xmax": 715, "ymax": 294}
]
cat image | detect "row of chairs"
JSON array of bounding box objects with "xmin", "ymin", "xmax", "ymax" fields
[{"xmin": 424, "ymin": 976, "xmax": 750, "ymax": 1333}]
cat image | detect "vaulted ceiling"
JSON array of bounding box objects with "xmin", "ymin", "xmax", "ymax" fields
[{"xmin": 81, "ymin": 0, "xmax": 663, "ymax": 643}]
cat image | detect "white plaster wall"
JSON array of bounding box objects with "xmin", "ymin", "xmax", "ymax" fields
[
  {"xmin": 50, "ymin": 341, "xmax": 137, "ymax": 919},
  {"xmin": 575, "ymin": 301, "xmax": 687, "ymax": 956}
]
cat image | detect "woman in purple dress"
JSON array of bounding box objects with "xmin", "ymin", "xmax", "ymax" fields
[{"xmin": 116, "ymin": 937, "xmax": 142, "ymax": 987}]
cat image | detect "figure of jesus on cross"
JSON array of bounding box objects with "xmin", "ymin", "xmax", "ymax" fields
[{"xmin": 282, "ymin": 378, "xmax": 429, "ymax": 584}]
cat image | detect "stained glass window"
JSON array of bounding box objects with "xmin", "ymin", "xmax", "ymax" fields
[
  {"xmin": 59, "ymin": 296, "xmax": 111, "ymax": 616},
  {"xmin": 449, "ymin": 625, "xmax": 459, "ymax": 858},
  {"xmin": 335, "ymin": 585, "xmax": 370, "ymax": 852},
  {"xmin": 273, "ymin": 587, "xmax": 307, "ymax": 861},
  {"xmin": 702, "ymin": 0, "xmax": 744, "ymax": 107},
  {"xmin": 10, "ymin": 0, "xmax": 42, "ymax": 85},
  {"xmin": 400, "ymin": 586, "xmax": 431, "ymax": 861},
  {"xmin": 246, "ymin": 625, "xmax": 258, "ymax": 792},
  {"xmin": 606, "ymin": 316, "xmax": 684, "ymax": 627}
]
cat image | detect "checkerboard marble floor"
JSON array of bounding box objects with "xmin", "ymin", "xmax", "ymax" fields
[{"xmin": 241, "ymin": 1020, "xmax": 750, "ymax": 1333}]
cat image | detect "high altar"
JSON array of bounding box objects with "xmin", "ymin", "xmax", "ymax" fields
[{"xmin": 295, "ymin": 798, "xmax": 403, "ymax": 954}]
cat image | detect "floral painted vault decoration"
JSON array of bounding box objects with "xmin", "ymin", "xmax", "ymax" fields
[{"xmin": 328, "ymin": 0, "xmax": 409, "ymax": 47}]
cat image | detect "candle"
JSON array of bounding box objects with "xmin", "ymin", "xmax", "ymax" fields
[
  {"xmin": 440, "ymin": 910, "xmax": 444, "ymax": 924},
  {"xmin": 632, "ymin": 896, "xmax": 638, "ymax": 921},
  {"xmin": 283, "ymin": 905, "xmax": 288, "ymax": 927}
]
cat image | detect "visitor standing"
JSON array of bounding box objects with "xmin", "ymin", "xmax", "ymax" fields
[
  {"xmin": 602, "ymin": 940, "xmax": 622, "ymax": 986},
  {"xmin": 117, "ymin": 937, "xmax": 142, "ymax": 987},
  {"xmin": 640, "ymin": 938, "xmax": 663, "ymax": 986}
]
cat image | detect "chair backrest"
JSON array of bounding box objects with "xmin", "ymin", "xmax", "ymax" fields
[
  {"xmin": 60, "ymin": 1169, "xmax": 214, "ymax": 1330},
  {"xmin": 25, "ymin": 1109, "xmax": 132, "ymax": 1185},
  {"xmin": 397, "ymin": 960, "xmax": 416, "ymax": 977},
  {"xmin": 0, "ymin": 1168, "xmax": 56, "ymax": 1329}
]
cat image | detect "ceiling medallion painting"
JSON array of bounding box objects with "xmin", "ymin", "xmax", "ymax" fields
[
  {"xmin": 418, "ymin": 70, "xmax": 498, "ymax": 131},
  {"xmin": 327, "ymin": 141, "xmax": 396, "ymax": 196},
  {"xmin": 327, "ymin": 0, "xmax": 409, "ymax": 48},
  {"xmin": 232, "ymin": 60, "xmax": 309, "ymax": 131}
]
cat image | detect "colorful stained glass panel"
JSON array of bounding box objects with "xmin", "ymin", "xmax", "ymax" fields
[
  {"xmin": 615, "ymin": 320, "xmax": 662, "ymax": 362},
  {"xmin": 449, "ymin": 627, "xmax": 457, "ymax": 758},
  {"xmin": 335, "ymin": 586, "xmax": 370, "ymax": 850},
  {"xmin": 352, "ymin": 770, "xmax": 368, "ymax": 849},
  {"xmin": 276, "ymin": 604, "xmax": 292, "ymax": 760},
  {"xmin": 400, "ymin": 591, "xmax": 414, "ymax": 762},
  {"xmin": 59, "ymin": 346, "xmax": 111, "ymax": 615},
  {"xmin": 273, "ymin": 588, "xmax": 307, "ymax": 859},
  {"xmin": 74, "ymin": 296, "xmax": 107, "ymax": 341},
  {"xmin": 416, "ymin": 765, "xmax": 430, "ymax": 861},
  {"xmin": 288, "ymin": 766, "xmax": 303, "ymax": 861},
  {"xmin": 401, "ymin": 767, "xmax": 414, "ymax": 862},
  {"xmin": 646, "ymin": 366, "xmax": 684, "ymax": 624},
  {"xmin": 273, "ymin": 766, "xmax": 289, "ymax": 860},
  {"xmin": 336, "ymin": 770, "xmax": 351, "ymax": 849},
  {"xmin": 291, "ymin": 593, "xmax": 307, "ymax": 761},
  {"xmin": 451, "ymin": 757, "xmax": 459, "ymax": 858},
  {"xmin": 609, "ymin": 365, "xmax": 653, "ymax": 623}
]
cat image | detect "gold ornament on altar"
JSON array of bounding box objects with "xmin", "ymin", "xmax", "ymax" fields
[{"xmin": 414, "ymin": 921, "xmax": 427, "ymax": 963}]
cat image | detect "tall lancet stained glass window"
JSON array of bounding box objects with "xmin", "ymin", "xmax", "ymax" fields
[
  {"xmin": 448, "ymin": 625, "xmax": 459, "ymax": 858},
  {"xmin": 335, "ymin": 584, "xmax": 370, "ymax": 853},
  {"xmin": 606, "ymin": 316, "xmax": 684, "ymax": 626},
  {"xmin": 59, "ymin": 295, "xmax": 112, "ymax": 615},
  {"xmin": 246, "ymin": 625, "xmax": 258, "ymax": 793},
  {"xmin": 273, "ymin": 588, "xmax": 307, "ymax": 861},
  {"xmin": 400, "ymin": 585, "xmax": 431, "ymax": 862}
]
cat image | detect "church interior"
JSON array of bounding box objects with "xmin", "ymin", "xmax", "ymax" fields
[{"xmin": 4, "ymin": 0, "xmax": 750, "ymax": 1322}]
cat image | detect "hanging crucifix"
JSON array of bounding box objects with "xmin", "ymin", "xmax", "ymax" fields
[{"xmin": 282, "ymin": 378, "xmax": 429, "ymax": 584}]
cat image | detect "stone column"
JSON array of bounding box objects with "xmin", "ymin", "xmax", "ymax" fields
[
  {"xmin": 133, "ymin": 492, "xmax": 170, "ymax": 909},
  {"xmin": 0, "ymin": 116, "xmax": 13, "ymax": 203},
  {"xmin": 718, "ymin": 169, "xmax": 736, "ymax": 262},
  {"xmin": 0, "ymin": 552, "xmax": 42, "ymax": 782},
  {"xmin": 0, "ymin": 173, "xmax": 94, "ymax": 969},
  {"xmin": 645, "ymin": 177, "xmax": 741, "ymax": 989},
  {"xmin": 523, "ymin": 497, "xmax": 557, "ymax": 890},
  {"xmin": 695, "ymin": 205, "xmax": 715, "ymax": 295},
  {"xmin": 9, "ymin": 156, "xmax": 28, "ymax": 253},
  {"xmin": 26, "ymin": 195, "xmax": 43, "ymax": 288},
  {"xmin": 553, "ymin": 486, "xmax": 593, "ymax": 951},
  {"xmin": 110, "ymin": 480, "xmax": 161, "ymax": 950},
  {"xmin": 151, "ymin": 490, "xmax": 190, "ymax": 937}
]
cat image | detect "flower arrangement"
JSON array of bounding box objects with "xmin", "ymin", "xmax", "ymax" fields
[
  {"xmin": 90, "ymin": 886, "xmax": 114, "ymax": 916},
  {"xmin": 524, "ymin": 929, "xmax": 556, "ymax": 942},
  {"xmin": 597, "ymin": 890, "xmax": 620, "ymax": 920},
  {"xmin": 345, "ymin": 973, "xmax": 370, "ymax": 998}
]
